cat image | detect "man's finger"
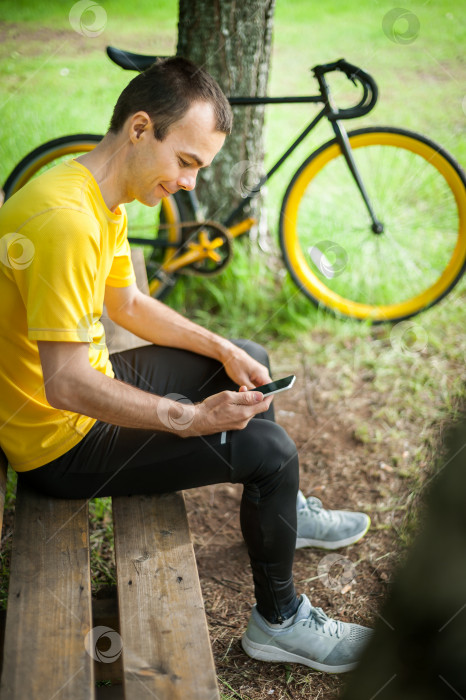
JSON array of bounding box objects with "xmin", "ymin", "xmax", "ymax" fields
[
  {"xmin": 254, "ymin": 375, "xmax": 272, "ymax": 386},
  {"xmin": 234, "ymin": 390, "xmax": 263, "ymax": 404}
]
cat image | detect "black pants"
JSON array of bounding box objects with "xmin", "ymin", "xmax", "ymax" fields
[{"xmin": 19, "ymin": 340, "xmax": 300, "ymax": 622}]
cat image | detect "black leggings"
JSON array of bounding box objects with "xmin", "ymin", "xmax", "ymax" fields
[{"xmin": 19, "ymin": 340, "xmax": 300, "ymax": 623}]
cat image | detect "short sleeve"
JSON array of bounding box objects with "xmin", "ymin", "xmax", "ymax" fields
[
  {"xmin": 18, "ymin": 208, "xmax": 103, "ymax": 342},
  {"xmin": 105, "ymin": 209, "xmax": 136, "ymax": 288}
]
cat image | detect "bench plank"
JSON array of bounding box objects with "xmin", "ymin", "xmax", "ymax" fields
[
  {"xmin": 0, "ymin": 483, "xmax": 94, "ymax": 700},
  {"xmin": 112, "ymin": 492, "xmax": 220, "ymax": 700}
]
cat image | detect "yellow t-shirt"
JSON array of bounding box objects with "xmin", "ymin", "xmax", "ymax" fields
[{"xmin": 0, "ymin": 159, "xmax": 136, "ymax": 472}]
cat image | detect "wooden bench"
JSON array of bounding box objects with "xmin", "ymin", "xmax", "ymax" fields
[{"xmin": 0, "ymin": 250, "xmax": 220, "ymax": 700}]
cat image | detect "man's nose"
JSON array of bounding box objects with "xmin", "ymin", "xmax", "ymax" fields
[{"xmin": 177, "ymin": 171, "xmax": 198, "ymax": 191}]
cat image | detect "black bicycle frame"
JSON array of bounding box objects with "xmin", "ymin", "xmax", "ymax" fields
[
  {"xmin": 224, "ymin": 95, "xmax": 326, "ymax": 228},
  {"xmin": 223, "ymin": 91, "xmax": 381, "ymax": 231}
]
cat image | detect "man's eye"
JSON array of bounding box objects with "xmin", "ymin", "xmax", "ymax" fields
[{"xmin": 179, "ymin": 158, "xmax": 190, "ymax": 167}]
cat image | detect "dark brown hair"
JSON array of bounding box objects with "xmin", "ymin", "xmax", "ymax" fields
[{"xmin": 108, "ymin": 56, "xmax": 233, "ymax": 139}]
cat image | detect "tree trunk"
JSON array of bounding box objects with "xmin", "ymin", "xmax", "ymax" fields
[{"xmin": 177, "ymin": 0, "xmax": 275, "ymax": 237}]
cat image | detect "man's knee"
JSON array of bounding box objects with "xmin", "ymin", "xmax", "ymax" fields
[
  {"xmin": 231, "ymin": 419, "xmax": 298, "ymax": 484},
  {"xmin": 264, "ymin": 422, "xmax": 297, "ymax": 471}
]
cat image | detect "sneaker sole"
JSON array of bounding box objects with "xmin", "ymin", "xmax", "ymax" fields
[
  {"xmin": 295, "ymin": 516, "xmax": 371, "ymax": 550},
  {"xmin": 241, "ymin": 634, "xmax": 357, "ymax": 673}
]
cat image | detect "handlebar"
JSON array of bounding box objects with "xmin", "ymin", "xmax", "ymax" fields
[{"xmin": 312, "ymin": 59, "xmax": 378, "ymax": 120}]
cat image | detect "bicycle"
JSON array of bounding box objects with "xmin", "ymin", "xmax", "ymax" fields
[{"xmin": 4, "ymin": 46, "xmax": 466, "ymax": 323}]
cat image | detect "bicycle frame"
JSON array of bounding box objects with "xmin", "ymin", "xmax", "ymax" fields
[
  {"xmin": 224, "ymin": 96, "xmax": 325, "ymax": 228},
  {"xmin": 223, "ymin": 60, "xmax": 379, "ymax": 230}
]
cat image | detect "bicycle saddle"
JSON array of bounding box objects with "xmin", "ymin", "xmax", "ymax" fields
[{"xmin": 106, "ymin": 46, "xmax": 168, "ymax": 71}]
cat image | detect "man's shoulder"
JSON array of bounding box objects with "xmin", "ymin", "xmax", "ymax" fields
[
  {"xmin": 18, "ymin": 159, "xmax": 94, "ymax": 208},
  {"xmin": 0, "ymin": 160, "xmax": 101, "ymax": 234}
]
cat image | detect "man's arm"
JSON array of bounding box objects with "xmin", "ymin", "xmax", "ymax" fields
[
  {"xmin": 104, "ymin": 283, "xmax": 272, "ymax": 388},
  {"xmin": 38, "ymin": 341, "xmax": 273, "ymax": 437}
]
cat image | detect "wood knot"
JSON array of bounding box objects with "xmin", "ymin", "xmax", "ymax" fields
[{"xmin": 134, "ymin": 552, "xmax": 150, "ymax": 562}]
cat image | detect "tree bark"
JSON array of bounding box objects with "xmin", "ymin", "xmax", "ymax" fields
[{"xmin": 177, "ymin": 0, "xmax": 275, "ymax": 234}]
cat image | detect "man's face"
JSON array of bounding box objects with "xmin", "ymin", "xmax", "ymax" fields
[{"xmin": 126, "ymin": 101, "xmax": 226, "ymax": 207}]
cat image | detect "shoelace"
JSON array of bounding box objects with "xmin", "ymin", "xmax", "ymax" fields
[
  {"xmin": 303, "ymin": 496, "xmax": 333, "ymax": 522},
  {"xmin": 305, "ymin": 606, "xmax": 344, "ymax": 638}
]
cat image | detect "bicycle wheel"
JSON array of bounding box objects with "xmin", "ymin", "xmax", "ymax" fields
[
  {"xmin": 279, "ymin": 127, "xmax": 466, "ymax": 322},
  {"xmin": 3, "ymin": 134, "xmax": 181, "ymax": 299}
]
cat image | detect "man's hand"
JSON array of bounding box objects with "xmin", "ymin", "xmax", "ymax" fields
[
  {"xmin": 182, "ymin": 388, "xmax": 273, "ymax": 437},
  {"xmin": 220, "ymin": 344, "xmax": 272, "ymax": 389}
]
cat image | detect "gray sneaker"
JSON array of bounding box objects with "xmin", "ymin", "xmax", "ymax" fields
[
  {"xmin": 242, "ymin": 594, "xmax": 372, "ymax": 673},
  {"xmin": 296, "ymin": 491, "xmax": 370, "ymax": 550}
]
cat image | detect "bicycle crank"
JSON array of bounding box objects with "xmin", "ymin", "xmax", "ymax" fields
[{"xmin": 160, "ymin": 220, "xmax": 233, "ymax": 276}]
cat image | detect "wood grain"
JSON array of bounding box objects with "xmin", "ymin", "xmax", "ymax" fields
[
  {"xmin": 0, "ymin": 482, "xmax": 94, "ymax": 700},
  {"xmin": 112, "ymin": 492, "xmax": 220, "ymax": 700}
]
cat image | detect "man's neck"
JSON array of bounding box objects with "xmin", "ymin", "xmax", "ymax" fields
[{"xmin": 76, "ymin": 133, "xmax": 129, "ymax": 212}]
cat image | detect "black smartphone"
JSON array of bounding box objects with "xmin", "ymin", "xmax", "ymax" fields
[{"xmin": 254, "ymin": 374, "xmax": 296, "ymax": 397}]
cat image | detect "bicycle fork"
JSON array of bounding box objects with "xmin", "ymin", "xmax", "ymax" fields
[{"xmin": 331, "ymin": 120, "xmax": 384, "ymax": 234}]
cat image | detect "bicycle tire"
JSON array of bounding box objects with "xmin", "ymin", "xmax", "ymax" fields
[
  {"xmin": 279, "ymin": 127, "xmax": 466, "ymax": 323},
  {"xmin": 3, "ymin": 134, "xmax": 181, "ymax": 300}
]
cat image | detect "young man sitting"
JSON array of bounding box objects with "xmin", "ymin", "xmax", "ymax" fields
[{"xmin": 0, "ymin": 56, "xmax": 371, "ymax": 672}]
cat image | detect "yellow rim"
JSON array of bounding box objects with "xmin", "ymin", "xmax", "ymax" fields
[
  {"xmin": 12, "ymin": 144, "xmax": 99, "ymax": 192},
  {"xmin": 12, "ymin": 140, "xmax": 180, "ymax": 299},
  {"xmin": 282, "ymin": 131, "xmax": 466, "ymax": 320}
]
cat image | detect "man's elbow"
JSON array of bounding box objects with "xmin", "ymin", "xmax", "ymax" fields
[
  {"xmin": 105, "ymin": 286, "xmax": 143, "ymax": 326},
  {"xmin": 38, "ymin": 340, "xmax": 92, "ymax": 412},
  {"xmin": 44, "ymin": 375, "xmax": 78, "ymax": 411}
]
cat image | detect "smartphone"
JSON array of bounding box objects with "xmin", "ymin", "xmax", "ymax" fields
[{"xmin": 254, "ymin": 374, "xmax": 296, "ymax": 397}]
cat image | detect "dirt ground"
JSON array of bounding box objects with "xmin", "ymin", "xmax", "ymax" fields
[{"xmin": 184, "ymin": 344, "xmax": 418, "ymax": 699}]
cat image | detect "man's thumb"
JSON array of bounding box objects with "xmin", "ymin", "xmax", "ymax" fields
[{"xmin": 237, "ymin": 390, "xmax": 263, "ymax": 404}]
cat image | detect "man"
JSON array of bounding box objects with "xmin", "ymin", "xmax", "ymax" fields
[{"xmin": 0, "ymin": 57, "xmax": 371, "ymax": 672}]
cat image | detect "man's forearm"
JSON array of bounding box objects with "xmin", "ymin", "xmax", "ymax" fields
[
  {"xmin": 112, "ymin": 292, "xmax": 237, "ymax": 363},
  {"xmin": 52, "ymin": 363, "xmax": 190, "ymax": 432}
]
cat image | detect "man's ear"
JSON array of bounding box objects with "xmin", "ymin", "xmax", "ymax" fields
[{"xmin": 128, "ymin": 111, "xmax": 152, "ymax": 143}]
